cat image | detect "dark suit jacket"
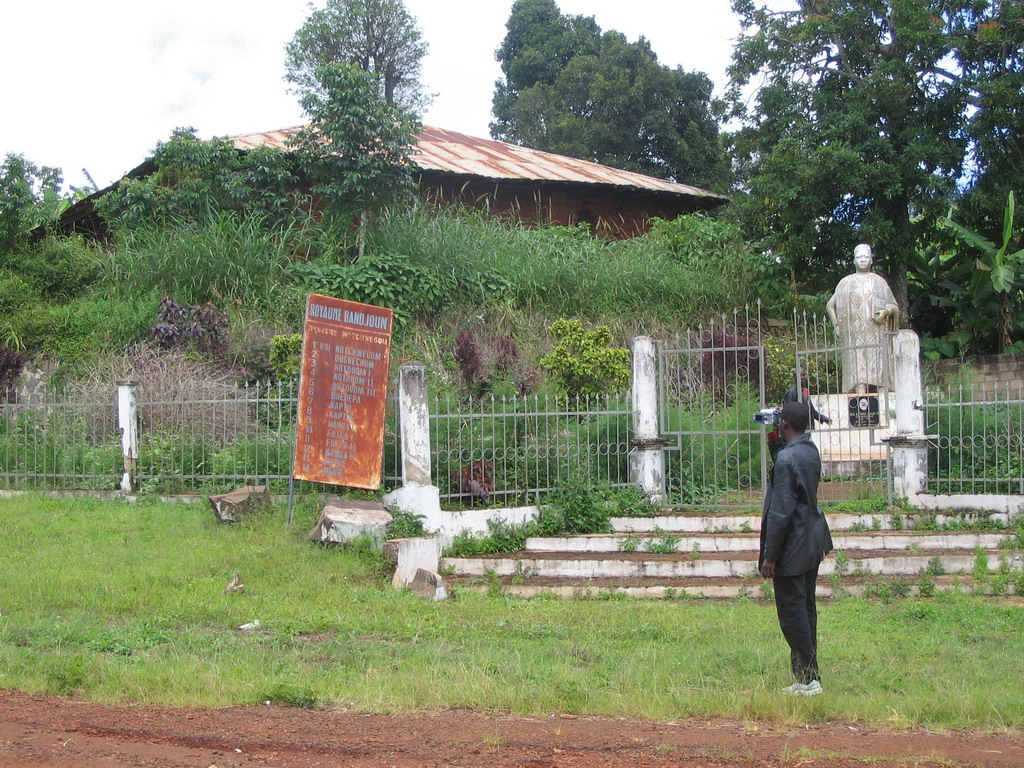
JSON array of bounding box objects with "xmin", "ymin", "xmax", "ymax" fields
[{"xmin": 759, "ymin": 433, "xmax": 833, "ymax": 576}]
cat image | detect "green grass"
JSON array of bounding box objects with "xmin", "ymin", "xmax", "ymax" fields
[{"xmin": 1, "ymin": 493, "xmax": 1022, "ymax": 728}]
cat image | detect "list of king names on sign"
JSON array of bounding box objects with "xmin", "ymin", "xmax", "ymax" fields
[{"xmin": 293, "ymin": 294, "xmax": 393, "ymax": 489}]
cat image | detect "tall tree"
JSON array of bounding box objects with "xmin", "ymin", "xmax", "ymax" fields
[
  {"xmin": 726, "ymin": 0, "xmax": 1023, "ymax": 311},
  {"xmin": 285, "ymin": 0, "xmax": 428, "ymax": 111},
  {"xmin": 289, "ymin": 62, "xmax": 420, "ymax": 252},
  {"xmin": 491, "ymin": 0, "xmax": 725, "ymax": 189}
]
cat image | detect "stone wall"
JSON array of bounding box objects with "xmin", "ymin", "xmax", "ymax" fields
[{"xmin": 927, "ymin": 352, "xmax": 1024, "ymax": 397}]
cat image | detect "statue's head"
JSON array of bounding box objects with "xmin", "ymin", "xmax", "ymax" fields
[{"xmin": 853, "ymin": 243, "xmax": 873, "ymax": 272}]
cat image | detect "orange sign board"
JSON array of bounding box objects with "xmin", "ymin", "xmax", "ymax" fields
[{"xmin": 293, "ymin": 294, "xmax": 393, "ymax": 489}]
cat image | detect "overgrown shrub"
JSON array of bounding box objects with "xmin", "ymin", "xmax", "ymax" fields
[
  {"xmin": 269, "ymin": 334, "xmax": 303, "ymax": 381},
  {"xmin": 0, "ymin": 271, "xmax": 35, "ymax": 315},
  {"xmin": 0, "ymin": 346, "xmax": 24, "ymax": 391},
  {"xmin": 535, "ymin": 477, "xmax": 615, "ymax": 535},
  {"xmin": 4, "ymin": 293, "xmax": 157, "ymax": 373},
  {"xmin": 452, "ymin": 329, "xmax": 538, "ymax": 395},
  {"xmin": 288, "ymin": 251, "xmax": 444, "ymax": 329},
  {"xmin": 151, "ymin": 296, "xmax": 229, "ymax": 354},
  {"xmin": 539, "ymin": 319, "xmax": 629, "ymax": 396},
  {"xmin": 99, "ymin": 211, "xmax": 299, "ymax": 311},
  {"xmin": 4, "ymin": 235, "xmax": 102, "ymax": 300}
]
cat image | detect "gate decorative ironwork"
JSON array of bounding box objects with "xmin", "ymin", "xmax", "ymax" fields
[
  {"xmin": 658, "ymin": 305, "xmax": 768, "ymax": 509},
  {"xmin": 793, "ymin": 311, "xmax": 893, "ymax": 504}
]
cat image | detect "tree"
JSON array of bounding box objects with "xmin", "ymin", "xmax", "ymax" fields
[
  {"xmin": 285, "ymin": 0, "xmax": 428, "ymax": 112},
  {"xmin": 94, "ymin": 128, "xmax": 300, "ymax": 230},
  {"xmin": 0, "ymin": 153, "xmax": 64, "ymax": 253},
  {"xmin": 726, "ymin": 0, "xmax": 1023, "ymax": 312},
  {"xmin": 289, "ymin": 62, "xmax": 420, "ymax": 249},
  {"xmin": 491, "ymin": 0, "xmax": 725, "ymax": 189},
  {"xmin": 940, "ymin": 190, "xmax": 1024, "ymax": 351}
]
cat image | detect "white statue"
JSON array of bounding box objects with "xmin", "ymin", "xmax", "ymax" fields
[{"xmin": 825, "ymin": 244, "xmax": 899, "ymax": 393}]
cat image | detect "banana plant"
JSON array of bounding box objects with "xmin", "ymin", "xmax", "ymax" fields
[{"xmin": 940, "ymin": 191, "xmax": 1024, "ymax": 351}]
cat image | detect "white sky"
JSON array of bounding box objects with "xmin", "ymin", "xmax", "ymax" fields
[{"xmin": 1, "ymin": 0, "xmax": 746, "ymax": 191}]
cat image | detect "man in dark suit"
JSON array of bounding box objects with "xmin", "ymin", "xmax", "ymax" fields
[{"xmin": 760, "ymin": 402, "xmax": 833, "ymax": 696}]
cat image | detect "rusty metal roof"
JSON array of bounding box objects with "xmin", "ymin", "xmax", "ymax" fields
[{"xmin": 228, "ymin": 125, "xmax": 728, "ymax": 203}]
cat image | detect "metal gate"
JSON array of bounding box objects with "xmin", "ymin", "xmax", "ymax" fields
[
  {"xmin": 793, "ymin": 311, "xmax": 893, "ymax": 505},
  {"xmin": 658, "ymin": 306, "xmax": 769, "ymax": 509}
]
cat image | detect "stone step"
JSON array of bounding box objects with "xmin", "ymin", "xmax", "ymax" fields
[
  {"xmin": 450, "ymin": 574, "xmax": 1020, "ymax": 600},
  {"xmin": 610, "ymin": 511, "xmax": 1012, "ymax": 534},
  {"xmin": 441, "ymin": 548, "xmax": 1023, "ymax": 580},
  {"xmin": 526, "ymin": 531, "xmax": 1009, "ymax": 554}
]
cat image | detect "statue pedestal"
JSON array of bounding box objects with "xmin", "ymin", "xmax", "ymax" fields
[{"xmin": 806, "ymin": 393, "xmax": 895, "ymax": 476}]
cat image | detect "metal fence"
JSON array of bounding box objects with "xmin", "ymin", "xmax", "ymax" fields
[
  {"xmin": 793, "ymin": 310, "xmax": 893, "ymax": 504},
  {"xmin": 925, "ymin": 382, "xmax": 1024, "ymax": 495},
  {"xmin": 0, "ymin": 386, "xmax": 121, "ymax": 490},
  {"xmin": 429, "ymin": 392, "xmax": 635, "ymax": 505},
  {"xmin": 658, "ymin": 305, "xmax": 767, "ymax": 508},
  {"xmin": 1, "ymin": 382, "xmax": 402, "ymax": 494}
]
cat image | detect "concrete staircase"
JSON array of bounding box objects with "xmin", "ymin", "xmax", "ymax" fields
[{"xmin": 445, "ymin": 510, "xmax": 1022, "ymax": 599}]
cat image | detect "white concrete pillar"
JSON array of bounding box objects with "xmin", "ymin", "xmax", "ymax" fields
[
  {"xmin": 891, "ymin": 330, "xmax": 928, "ymax": 499},
  {"xmin": 629, "ymin": 336, "xmax": 665, "ymax": 503},
  {"xmin": 117, "ymin": 381, "xmax": 138, "ymax": 492},
  {"xmin": 398, "ymin": 361, "xmax": 432, "ymax": 486},
  {"xmin": 384, "ymin": 362, "xmax": 444, "ymax": 535}
]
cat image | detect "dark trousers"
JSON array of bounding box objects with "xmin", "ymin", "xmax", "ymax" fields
[{"xmin": 773, "ymin": 565, "xmax": 820, "ymax": 684}]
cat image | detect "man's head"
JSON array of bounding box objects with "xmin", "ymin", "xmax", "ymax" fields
[
  {"xmin": 853, "ymin": 243, "xmax": 873, "ymax": 272},
  {"xmin": 780, "ymin": 401, "xmax": 809, "ymax": 442}
]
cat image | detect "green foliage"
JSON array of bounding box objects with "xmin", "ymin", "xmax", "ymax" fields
[
  {"xmin": 258, "ymin": 682, "xmax": 318, "ymax": 708},
  {"xmin": 539, "ymin": 319, "xmax": 629, "ymax": 396},
  {"xmin": 95, "ymin": 129, "xmax": 300, "ymax": 230},
  {"xmin": 285, "ymin": 0, "xmax": 427, "ymax": 111},
  {"xmin": 97, "ymin": 211, "xmax": 300, "ymax": 311},
  {"xmin": 289, "ymin": 251, "xmax": 443, "ymax": 329},
  {"xmin": 3, "ymin": 293, "xmax": 157, "ymax": 372},
  {"xmin": 534, "ymin": 477, "xmax": 615, "ymax": 536},
  {"xmin": 0, "ymin": 271, "xmax": 36, "ymax": 315},
  {"xmin": 289, "ymin": 62, "xmax": 419, "ymax": 223},
  {"xmin": 492, "ymin": 0, "xmax": 724, "ymax": 188},
  {"xmin": 0, "ymin": 153, "xmax": 65, "ymax": 253},
  {"xmin": 445, "ymin": 519, "xmax": 534, "ymax": 557},
  {"xmin": 726, "ymin": 0, "xmax": 1023, "ymax": 305},
  {"xmin": 1, "ymin": 235, "xmax": 101, "ymax": 301},
  {"xmin": 927, "ymin": 393, "xmax": 1024, "ymax": 495},
  {"xmin": 939, "ymin": 191, "xmax": 1024, "ymax": 351},
  {"xmin": 270, "ymin": 334, "xmax": 303, "ymax": 381},
  {"xmin": 367, "ymin": 204, "xmax": 761, "ymax": 322},
  {"xmin": 385, "ymin": 507, "xmax": 426, "ymax": 539}
]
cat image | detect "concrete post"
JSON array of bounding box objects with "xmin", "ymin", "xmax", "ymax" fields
[
  {"xmin": 630, "ymin": 336, "xmax": 665, "ymax": 503},
  {"xmin": 383, "ymin": 361, "xmax": 443, "ymax": 535},
  {"xmin": 398, "ymin": 361, "xmax": 432, "ymax": 486},
  {"xmin": 117, "ymin": 381, "xmax": 138, "ymax": 492},
  {"xmin": 890, "ymin": 330, "xmax": 928, "ymax": 500}
]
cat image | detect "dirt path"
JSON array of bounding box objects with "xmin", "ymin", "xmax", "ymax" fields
[{"xmin": 0, "ymin": 690, "xmax": 1020, "ymax": 768}]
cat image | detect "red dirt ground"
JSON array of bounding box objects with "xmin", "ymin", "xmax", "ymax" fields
[{"xmin": 1, "ymin": 690, "xmax": 1021, "ymax": 768}]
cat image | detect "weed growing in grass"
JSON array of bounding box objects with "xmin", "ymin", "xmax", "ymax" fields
[
  {"xmin": 925, "ymin": 556, "xmax": 946, "ymax": 576},
  {"xmin": 618, "ymin": 534, "xmax": 640, "ymax": 553},
  {"xmin": 833, "ymin": 550, "xmax": 850, "ymax": 576},
  {"xmin": 973, "ymin": 547, "xmax": 991, "ymax": 581},
  {"xmin": 386, "ymin": 507, "xmax": 426, "ymax": 540},
  {"xmin": 918, "ymin": 571, "xmax": 936, "ymax": 597},
  {"xmin": 645, "ymin": 528, "xmax": 681, "ymax": 554},
  {"xmin": 259, "ymin": 682, "xmax": 318, "ymax": 708}
]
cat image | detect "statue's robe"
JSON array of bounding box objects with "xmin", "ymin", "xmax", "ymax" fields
[{"xmin": 827, "ymin": 272, "xmax": 899, "ymax": 393}]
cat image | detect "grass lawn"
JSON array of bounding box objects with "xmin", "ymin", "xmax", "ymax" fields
[{"xmin": 1, "ymin": 493, "xmax": 1021, "ymax": 729}]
